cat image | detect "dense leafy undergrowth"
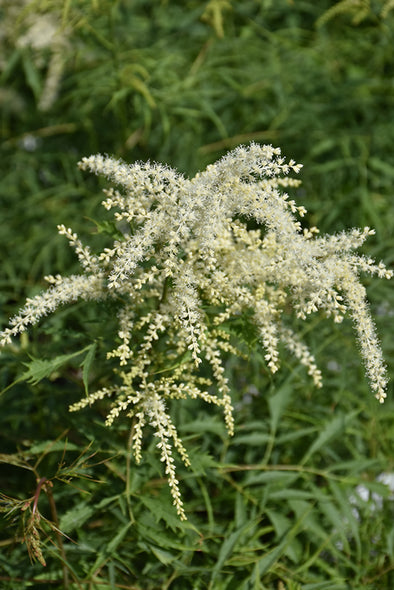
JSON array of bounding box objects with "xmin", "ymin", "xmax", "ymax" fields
[
  {"xmin": 1, "ymin": 349, "xmax": 394, "ymax": 588},
  {"xmin": 1, "ymin": 1, "xmax": 394, "ymax": 588}
]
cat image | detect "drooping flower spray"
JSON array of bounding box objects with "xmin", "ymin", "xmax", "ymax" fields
[{"xmin": 1, "ymin": 144, "xmax": 391, "ymax": 519}]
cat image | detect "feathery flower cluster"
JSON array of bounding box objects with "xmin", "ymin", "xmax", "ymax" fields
[
  {"xmin": 0, "ymin": 0, "xmax": 69, "ymax": 111},
  {"xmin": 1, "ymin": 143, "xmax": 391, "ymax": 519}
]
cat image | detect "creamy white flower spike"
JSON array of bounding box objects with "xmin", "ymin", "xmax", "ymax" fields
[{"xmin": 1, "ymin": 143, "xmax": 391, "ymax": 518}]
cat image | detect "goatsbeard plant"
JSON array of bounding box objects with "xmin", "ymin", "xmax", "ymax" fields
[{"xmin": 1, "ymin": 143, "xmax": 391, "ymax": 519}]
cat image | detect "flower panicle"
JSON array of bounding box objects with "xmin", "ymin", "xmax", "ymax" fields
[{"xmin": 1, "ymin": 143, "xmax": 391, "ymax": 519}]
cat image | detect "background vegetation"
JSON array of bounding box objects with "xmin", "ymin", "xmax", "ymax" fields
[{"xmin": 1, "ymin": 0, "xmax": 393, "ymax": 588}]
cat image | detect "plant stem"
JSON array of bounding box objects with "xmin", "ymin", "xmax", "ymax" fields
[
  {"xmin": 32, "ymin": 477, "xmax": 48, "ymax": 516},
  {"xmin": 44, "ymin": 482, "xmax": 70, "ymax": 589},
  {"xmin": 125, "ymin": 421, "xmax": 136, "ymax": 523}
]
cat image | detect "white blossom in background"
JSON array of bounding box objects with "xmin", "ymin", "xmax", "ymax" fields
[
  {"xmin": 0, "ymin": 0, "xmax": 69, "ymax": 111},
  {"xmin": 0, "ymin": 143, "xmax": 392, "ymax": 519}
]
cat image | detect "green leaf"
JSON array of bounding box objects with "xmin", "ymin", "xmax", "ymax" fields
[
  {"xmin": 301, "ymin": 412, "xmax": 357, "ymax": 465},
  {"xmin": 386, "ymin": 526, "xmax": 394, "ymax": 560},
  {"xmin": 269, "ymin": 489, "xmax": 316, "ymax": 501},
  {"xmin": 153, "ymin": 349, "xmax": 192, "ymax": 375},
  {"xmin": 369, "ymin": 157, "xmax": 394, "ymax": 180},
  {"xmin": 22, "ymin": 344, "xmax": 95, "ymax": 385},
  {"xmin": 266, "ymin": 509, "xmax": 291, "ymax": 538},
  {"xmin": 81, "ymin": 341, "xmax": 97, "ymax": 396},
  {"xmin": 256, "ymin": 532, "xmax": 292, "ymax": 576},
  {"xmin": 1, "ymin": 344, "xmax": 97, "ymax": 397},
  {"xmin": 288, "ymin": 499, "xmax": 329, "ymax": 542},
  {"xmin": 0, "ymin": 49, "xmax": 22, "ymax": 84},
  {"xmin": 106, "ymin": 521, "xmax": 133, "ymax": 554},
  {"xmin": 59, "ymin": 501, "xmax": 94, "ymax": 533},
  {"xmin": 149, "ymin": 545, "xmax": 176, "ymax": 565},
  {"xmin": 275, "ymin": 426, "xmax": 317, "ymax": 445},
  {"xmin": 0, "ymin": 453, "xmax": 31, "ymax": 470},
  {"xmin": 139, "ymin": 496, "xmax": 186, "ymax": 531},
  {"xmin": 232, "ymin": 432, "xmax": 271, "ymax": 446},
  {"xmin": 268, "ymin": 380, "xmax": 293, "ymax": 433},
  {"xmin": 85, "ymin": 217, "xmax": 125, "ymax": 240},
  {"xmin": 21, "ymin": 52, "xmax": 42, "ymax": 101},
  {"xmin": 244, "ymin": 471, "xmax": 299, "ymax": 487},
  {"xmin": 328, "ymin": 480, "xmax": 361, "ymax": 559},
  {"xmin": 223, "ymin": 312, "xmax": 259, "ymax": 349},
  {"xmin": 234, "ymin": 491, "xmax": 247, "ymax": 530},
  {"xmin": 326, "ymin": 458, "xmax": 380, "ymax": 475},
  {"xmin": 87, "ymin": 521, "xmax": 133, "ymax": 575},
  {"xmin": 319, "ymin": 497, "xmax": 350, "ymax": 554},
  {"xmin": 302, "ymin": 584, "xmax": 348, "ymax": 590},
  {"xmin": 136, "ymin": 519, "xmax": 197, "ymax": 552},
  {"xmin": 179, "ymin": 417, "xmax": 226, "ymax": 437},
  {"xmin": 266, "ymin": 509, "xmax": 302, "ymax": 563},
  {"xmin": 28, "ymin": 440, "xmax": 79, "ymax": 455},
  {"xmin": 258, "ymin": 496, "xmax": 327, "ymax": 576},
  {"xmin": 94, "ymin": 495, "xmax": 121, "ymax": 511},
  {"xmin": 210, "ymin": 519, "xmax": 258, "ymax": 586}
]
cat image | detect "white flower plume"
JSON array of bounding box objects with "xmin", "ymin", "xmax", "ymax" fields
[{"xmin": 1, "ymin": 143, "xmax": 392, "ymax": 518}]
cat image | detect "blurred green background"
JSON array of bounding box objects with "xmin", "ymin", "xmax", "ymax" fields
[{"xmin": 1, "ymin": 1, "xmax": 393, "ymax": 588}]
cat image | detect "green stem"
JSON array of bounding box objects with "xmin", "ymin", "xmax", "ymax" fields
[
  {"xmin": 45, "ymin": 483, "xmax": 70, "ymax": 589},
  {"xmin": 125, "ymin": 421, "xmax": 136, "ymax": 524}
]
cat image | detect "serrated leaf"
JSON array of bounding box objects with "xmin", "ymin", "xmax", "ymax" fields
[
  {"xmin": 59, "ymin": 501, "xmax": 94, "ymax": 533},
  {"xmin": 257, "ymin": 531, "xmax": 292, "ymax": 576},
  {"xmin": 258, "ymin": 496, "xmax": 326, "ymax": 576},
  {"xmin": 106, "ymin": 521, "xmax": 132, "ymax": 554},
  {"xmin": 139, "ymin": 496, "xmax": 186, "ymax": 531},
  {"xmin": 288, "ymin": 499, "xmax": 329, "ymax": 542},
  {"xmin": 186, "ymin": 449, "xmax": 219, "ymax": 476},
  {"xmin": 266, "ymin": 509, "xmax": 292, "ymax": 538},
  {"xmin": 210, "ymin": 519, "xmax": 258, "ymax": 585},
  {"xmin": 94, "ymin": 495, "xmax": 121, "ymax": 511},
  {"xmin": 88, "ymin": 521, "xmax": 133, "ymax": 575},
  {"xmin": 136, "ymin": 520, "xmax": 196, "ymax": 552},
  {"xmin": 21, "ymin": 345, "xmax": 94, "ymax": 385},
  {"xmin": 266, "ymin": 509, "xmax": 302, "ymax": 563},
  {"xmin": 222, "ymin": 312, "xmax": 259, "ymax": 349},
  {"xmin": 85, "ymin": 217, "xmax": 124, "ymax": 240},
  {"xmin": 301, "ymin": 412, "xmax": 356, "ymax": 465},
  {"xmin": 139, "ymin": 495, "xmax": 199, "ymax": 531}
]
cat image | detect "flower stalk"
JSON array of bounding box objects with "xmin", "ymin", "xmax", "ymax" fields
[{"xmin": 1, "ymin": 143, "xmax": 391, "ymax": 518}]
